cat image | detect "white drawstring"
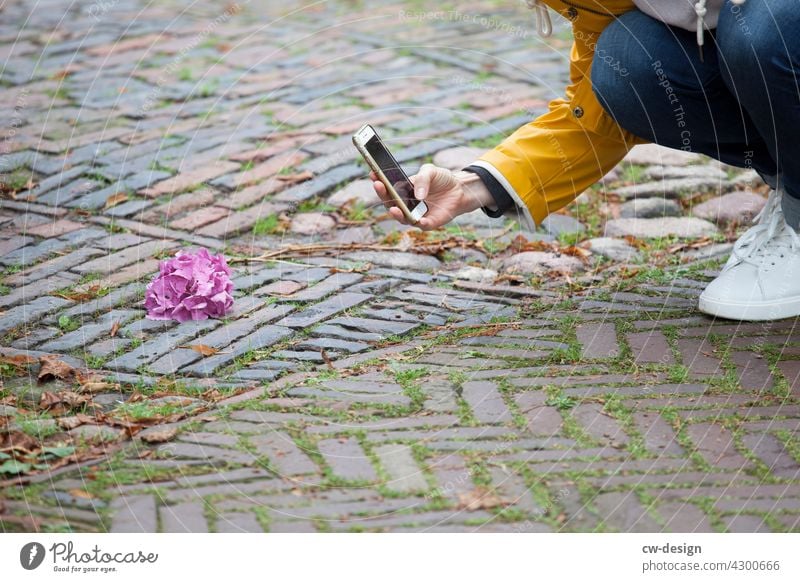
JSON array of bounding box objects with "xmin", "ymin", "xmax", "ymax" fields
[
  {"xmin": 694, "ymin": 0, "xmax": 708, "ymax": 52},
  {"xmin": 525, "ymin": 0, "xmax": 552, "ymax": 38},
  {"xmin": 695, "ymin": 0, "xmax": 748, "ymax": 58}
]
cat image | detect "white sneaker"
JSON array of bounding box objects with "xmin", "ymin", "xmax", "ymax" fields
[{"xmin": 698, "ymin": 189, "xmax": 800, "ymax": 321}]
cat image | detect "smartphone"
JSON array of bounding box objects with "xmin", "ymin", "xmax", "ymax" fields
[{"xmin": 352, "ymin": 124, "xmax": 428, "ymax": 224}]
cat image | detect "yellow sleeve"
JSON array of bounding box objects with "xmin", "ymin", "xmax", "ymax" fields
[{"xmin": 475, "ymin": 0, "xmax": 645, "ymax": 229}]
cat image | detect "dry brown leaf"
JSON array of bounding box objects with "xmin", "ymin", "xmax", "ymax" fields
[
  {"xmin": 139, "ymin": 426, "xmax": 178, "ymax": 444},
  {"xmin": 0, "ymin": 354, "xmax": 37, "ymax": 367},
  {"xmin": 182, "ymin": 344, "xmax": 218, "ymax": 357},
  {"xmin": 103, "ymin": 192, "xmax": 128, "ymax": 210},
  {"xmin": 78, "ymin": 380, "xmax": 120, "ymax": 394},
  {"xmin": 67, "ymin": 488, "xmax": 95, "ymax": 499},
  {"xmin": 275, "ymin": 170, "xmax": 313, "ymax": 184},
  {"xmin": 110, "ymin": 320, "xmax": 120, "ymax": 338},
  {"xmin": 0, "ymin": 430, "xmax": 39, "ymax": 454},
  {"xmin": 456, "ymin": 487, "xmax": 511, "ymax": 511},
  {"xmin": 54, "ymin": 283, "xmax": 104, "ymax": 302},
  {"xmin": 39, "ymin": 391, "xmax": 63, "ymax": 409},
  {"xmin": 320, "ymin": 348, "xmax": 334, "ymax": 370},
  {"xmin": 38, "ymin": 355, "xmax": 76, "ymax": 383},
  {"xmin": 57, "ymin": 416, "xmax": 84, "ymax": 430}
]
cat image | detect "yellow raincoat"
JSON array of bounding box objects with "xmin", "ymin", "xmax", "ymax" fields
[{"xmin": 475, "ymin": 0, "xmax": 646, "ymax": 229}]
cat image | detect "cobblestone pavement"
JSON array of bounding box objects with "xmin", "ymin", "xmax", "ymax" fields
[{"xmin": 1, "ymin": 0, "xmax": 799, "ymax": 533}]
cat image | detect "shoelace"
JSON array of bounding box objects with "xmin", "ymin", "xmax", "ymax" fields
[
  {"xmin": 730, "ymin": 189, "xmax": 784, "ymax": 262},
  {"xmin": 730, "ymin": 190, "xmax": 800, "ymax": 293}
]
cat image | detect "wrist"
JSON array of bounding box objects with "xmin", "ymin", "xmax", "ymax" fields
[{"xmin": 453, "ymin": 170, "xmax": 496, "ymax": 212}]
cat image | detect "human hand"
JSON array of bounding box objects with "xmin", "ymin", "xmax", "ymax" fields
[{"xmin": 370, "ymin": 163, "xmax": 496, "ymax": 231}]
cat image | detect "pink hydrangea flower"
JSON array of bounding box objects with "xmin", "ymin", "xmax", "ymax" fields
[{"xmin": 144, "ymin": 248, "xmax": 234, "ymax": 322}]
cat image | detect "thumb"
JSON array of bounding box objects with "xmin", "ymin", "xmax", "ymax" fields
[{"xmin": 412, "ymin": 164, "xmax": 435, "ymax": 200}]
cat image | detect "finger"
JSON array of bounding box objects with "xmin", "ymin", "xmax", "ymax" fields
[
  {"xmin": 411, "ymin": 164, "xmax": 435, "ymax": 201},
  {"xmin": 369, "ymin": 171, "xmax": 377, "ymax": 181},
  {"xmin": 373, "ymin": 180, "xmax": 392, "ymax": 207},
  {"xmin": 417, "ymin": 216, "xmax": 437, "ymax": 231},
  {"xmin": 388, "ymin": 206, "xmax": 408, "ymax": 224}
]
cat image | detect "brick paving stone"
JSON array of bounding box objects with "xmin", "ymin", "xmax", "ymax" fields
[
  {"xmin": 249, "ymin": 432, "xmax": 318, "ymax": 476},
  {"xmin": 181, "ymin": 325, "xmax": 293, "ymax": 377},
  {"xmin": 0, "ymin": 295, "xmax": 72, "ymax": 333},
  {"xmin": 633, "ymin": 411, "xmax": 684, "ymax": 455},
  {"xmin": 592, "ymin": 491, "xmax": 662, "ymax": 532},
  {"xmin": 40, "ymin": 310, "xmax": 137, "ymax": 352},
  {"xmin": 627, "ymin": 331, "xmax": 675, "ymax": 366},
  {"xmin": 562, "ymin": 383, "xmax": 708, "ymax": 399},
  {"xmin": 685, "ymin": 423, "xmax": 755, "ymax": 470},
  {"xmin": 741, "ymin": 433, "xmax": 800, "ymax": 479},
  {"xmin": 74, "ymin": 239, "xmax": 177, "ymax": 275},
  {"xmin": 430, "ymin": 454, "xmax": 474, "ymax": 500},
  {"xmin": 489, "ymin": 467, "xmax": 541, "ymax": 513},
  {"xmin": 318, "ymin": 437, "xmax": 377, "ymax": 482},
  {"xmin": 730, "ymin": 351, "xmax": 774, "ymax": 391},
  {"xmin": 375, "ymin": 444, "xmax": 428, "ymax": 493},
  {"xmin": 576, "ymin": 322, "xmax": 620, "ymax": 359},
  {"xmin": 109, "ymin": 495, "xmax": 157, "ymax": 533},
  {"xmin": 282, "ymin": 272, "xmax": 363, "ymax": 302},
  {"xmin": 5, "ymin": 247, "xmax": 105, "ymax": 286},
  {"xmin": 324, "ymin": 315, "xmax": 419, "ymax": 336},
  {"xmin": 215, "ymin": 512, "xmax": 264, "ymax": 533},
  {"xmin": 25, "ymin": 218, "xmax": 85, "ymax": 238},
  {"xmin": 776, "ymin": 360, "xmax": 800, "ymax": 396},
  {"xmin": 106, "ymin": 319, "xmax": 220, "ymax": 372},
  {"xmin": 140, "ymin": 161, "xmax": 239, "ymax": 197},
  {"xmin": 160, "ymin": 502, "xmax": 209, "ymax": 533},
  {"xmin": 0, "ymin": 235, "xmax": 33, "ymax": 258},
  {"xmin": 169, "ymin": 205, "xmax": 231, "ymax": 231},
  {"xmin": 571, "ymin": 403, "xmax": 630, "ymax": 447},
  {"xmin": 157, "ymin": 442, "xmax": 258, "ymax": 466},
  {"xmin": 655, "ymin": 502, "xmax": 713, "ymax": 532},
  {"xmin": 276, "ymin": 292, "xmax": 371, "ymax": 328},
  {"xmin": 723, "ymin": 514, "xmax": 771, "ymax": 533},
  {"xmin": 514, "ymin": 392, "xmax": 563, "ymax": 436},
  {"xmin": 255, "ymin": 280, "xmax": 305, "ymax": 296},
  {"xmin": 148, "ymin": 303, "xmax": 293, "ymax": 374},
  {"xmin": 461, "ymin": 381, "xmax": 512, "ymax": 424},
  {"xmin": 677, "ymin": 338, "xmax": 723, "ymax": 377},
  {"xmin": 0, "ymin": 273, "xmax": 75, "ymax": 309}
]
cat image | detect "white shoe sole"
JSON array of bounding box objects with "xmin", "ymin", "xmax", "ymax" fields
[{"xmin": 698, "ymin": 293, "xmax": 800, "ymax": 321}]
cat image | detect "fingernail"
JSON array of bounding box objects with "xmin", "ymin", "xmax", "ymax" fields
[{"xmin": 416, "ymin": 187, "xmax": 426, "ymax": 200}]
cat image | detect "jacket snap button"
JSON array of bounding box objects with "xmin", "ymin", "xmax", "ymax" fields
[
  {"xmin": 566, "ymin": 6, "xmax": 578, "ymax": 20},
  {"xmin": 573, "ymin": 106, "xmax": 584, "ymax": 118}
]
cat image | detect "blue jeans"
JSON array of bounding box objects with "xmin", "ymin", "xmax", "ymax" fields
[{"xmin": 591, "ymin": 0, "xmax": 800, "ymax": 199}]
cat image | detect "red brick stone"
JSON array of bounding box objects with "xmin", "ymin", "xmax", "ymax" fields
[
  {"xmin": 26, "ymin": 219, "xmax": 85, "ymax": 238},
  {"xmin": 169, "ymin": 206, "xmax": 230, "ymax": 231},
  {"xmin": 141, "ymin": 161, "xmax": 239, "ymax": 197}
]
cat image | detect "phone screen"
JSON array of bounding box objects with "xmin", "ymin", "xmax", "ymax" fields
[{"xmin": 364, "ymin": 134, "xmax": 418, "ymax": 210}]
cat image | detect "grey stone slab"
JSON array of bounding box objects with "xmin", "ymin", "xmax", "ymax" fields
[
  {"xmin": 318, "ymin": 437, "xmax": 378, "ymax": 482},
  {"xmin": 0, "ymin": 295, "xmax": 72, "ymax": 333},
  {"xmin": 276, "ymin": 292, "xmax": 371, "ymax": 328},
  {"xmin": 105, "ymin": 319, "xmax": 220, "ymax": 372},
  {"xmin": 324, "ymin": 315, "xmax": 419, "ymax": 336},
  {"xmin": 461, "ymin": 381, "xmax": 513, "ymax": 424},
  {"xmin": 109, "ymin": 495, "xmax": 157, "ymax": 533},
  {"xmin": 148, "ymin": 303, "xmax": 293, "ymax": 374},
  {"xmin": 249, "ymin": 432, "xmax": 318, "ymax": 476},
  {"xmin": 39, "ymin": 310, "xmax": 138, "ymax": 352},
  {"xmin": 374, "ymin": 444, "xmax": 428, "ymax": 493},
  {"xmin": 181, "ymin": 325, "xmax": 294, "ymax": 377}
]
